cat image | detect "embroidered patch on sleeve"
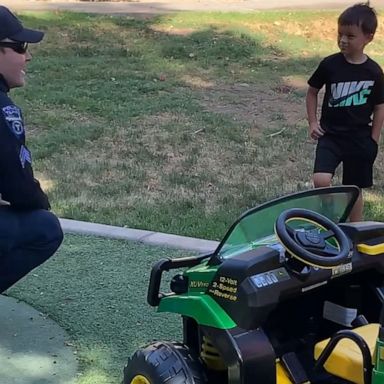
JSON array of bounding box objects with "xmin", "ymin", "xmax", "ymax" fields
[
  {"xmin": 2, "ymin": 105, "xmax": 24, "ymax": 137},
  {"xmin": 19, "ymin": 145, "xmax": 32, "ymax": 168}
]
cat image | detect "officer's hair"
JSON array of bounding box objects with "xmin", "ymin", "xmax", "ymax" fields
[{"xmin": 338, "ymin": 2, "xmax": 378, "ymax": 35}]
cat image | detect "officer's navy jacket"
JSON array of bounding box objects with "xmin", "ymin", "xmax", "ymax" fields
[{"xmin": 0, "ymin": 75, "xmax": 49, "ymax": 210}]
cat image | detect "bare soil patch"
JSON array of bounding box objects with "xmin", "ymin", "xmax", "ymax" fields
[{"xmin": 199, "ymin": 81, "xmax": 305, "ymax": 129}]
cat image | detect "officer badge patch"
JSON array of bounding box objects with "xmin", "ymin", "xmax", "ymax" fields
[
  {"xmin": 2, "ymin": 105, "xmax": 24, "ymax": 137},
  {"xmin": 12, "ymin": 120, "xmax": 23, "ymax": 134},
  {"xmin": 19, "ymin": 145, "xmax": 32, "ymax": 168}
]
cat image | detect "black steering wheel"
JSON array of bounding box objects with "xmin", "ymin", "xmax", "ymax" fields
[{"xmin": 275, "ymin": 208, "xmax": 351, "ymax": 268}]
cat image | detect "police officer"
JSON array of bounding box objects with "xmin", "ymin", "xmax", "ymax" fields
[{"xmin": 0, "ymin": 6, "xmax": 63, "ymax": 293}]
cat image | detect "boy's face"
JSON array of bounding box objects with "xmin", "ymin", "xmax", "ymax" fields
[
  {"xmin": 0, "ymin": 40, "xmax": 31, "ymax": 89},
  {"xmin": 337, "ymin": 24, "xmax": 373, "ymax": 57}
]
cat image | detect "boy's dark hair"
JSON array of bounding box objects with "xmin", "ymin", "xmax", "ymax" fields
[{"xmin": 338, "ymin": 2, "xmax": 377, "ymax": 35}]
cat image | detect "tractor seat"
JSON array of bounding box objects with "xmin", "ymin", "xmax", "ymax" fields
[{"xmin": 314, "ymin": 323, "xmax": 379, "ymax": 384}]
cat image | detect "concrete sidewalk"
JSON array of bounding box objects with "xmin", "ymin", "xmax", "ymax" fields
[
  {"xmin": 0, "ymin": 294, "xmax": 78, "ymax": 384},
  {"xmin": 2, "ymin": 0, "xmax": 384, "ymax": 15}
]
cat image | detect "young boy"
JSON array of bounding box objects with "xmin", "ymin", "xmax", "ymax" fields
[
  {"xmin": 306, "ymin": 2, "xmax": 384, "ymax": 221},
  {"xmin": 0, "ymin": 6, "xmax": 63, "ymax": 293}
]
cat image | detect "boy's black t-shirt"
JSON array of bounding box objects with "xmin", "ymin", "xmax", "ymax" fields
[{"xmin": 308, "ymin": 52, "xmax": 384, "ymax": 136}]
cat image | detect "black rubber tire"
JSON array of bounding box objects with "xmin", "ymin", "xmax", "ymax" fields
[{"xmin": 123, "ymin": 341, "xmax": 207, "ymax": 384}]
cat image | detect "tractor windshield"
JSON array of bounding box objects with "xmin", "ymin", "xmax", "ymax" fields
[{"xmin": 216, "ymin": 186, "xmax": 359, "ymax": 260}]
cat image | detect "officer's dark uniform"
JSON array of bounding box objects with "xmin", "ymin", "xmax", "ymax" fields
[
  {"xmin": 0, "ymin": 75, "xmax": 63, "ymax": 293},
  {"xmin": 0, "ymin": 76, "xmax": 50, "ymax": 209}
]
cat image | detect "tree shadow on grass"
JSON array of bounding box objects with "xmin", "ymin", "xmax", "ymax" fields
[
  {"xmin": 110, "ymin": 15, "xmax": 321, "ymax": 79},
  {"xmin": 21, "ymin": 12, "xmax": 321, "ymax": 78}
]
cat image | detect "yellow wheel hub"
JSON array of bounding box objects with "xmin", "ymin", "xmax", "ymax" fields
[{"xmin": 130, "ymin": 375, "xmax": 151, "ymax": 384}]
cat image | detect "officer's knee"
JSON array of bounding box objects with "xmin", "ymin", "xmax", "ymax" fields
[{"xmin": 35, "ymin": 210, "xmax": 63, "ymax": 250}]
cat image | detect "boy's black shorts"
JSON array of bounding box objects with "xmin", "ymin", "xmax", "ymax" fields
[{"xmin": 314, "ymin": 134, "xmax": 378, "ymax": 188}]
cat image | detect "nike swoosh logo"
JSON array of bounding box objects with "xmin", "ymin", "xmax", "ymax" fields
[{"xmin": 328, "ymin": 90, "xmax": 362, "ymax": 106}]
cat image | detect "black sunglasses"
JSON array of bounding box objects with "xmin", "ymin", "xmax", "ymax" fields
[{"xmin": 0, "ymin": 42, "xmax": 29, "ymax": 54}]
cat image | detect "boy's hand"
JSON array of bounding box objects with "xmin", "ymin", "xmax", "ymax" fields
[{"xmin": 309, "ymin": 122, "xmax": 325, "ymax": 140}]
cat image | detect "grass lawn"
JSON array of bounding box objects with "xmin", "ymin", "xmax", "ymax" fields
[
  {"xmin": 9, "ymin": 234, "xmax": 192, "ymax": 384},
  {"xmin": 15, "ymin": 9, "xmax": 384, "ymax": 240}
]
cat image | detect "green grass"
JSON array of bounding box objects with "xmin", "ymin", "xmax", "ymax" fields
[
  {"xmin": 13, "ymin": 10, "xmax": 384, "ymax": 240},
  {"xmin": 9, "ymin": 234, "xmax": 192, "ymax": 384}
]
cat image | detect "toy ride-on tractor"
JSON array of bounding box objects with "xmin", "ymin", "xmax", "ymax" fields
[{"xmin": 123, "ymin": 186, "xmax": 384, "ymax": 384}]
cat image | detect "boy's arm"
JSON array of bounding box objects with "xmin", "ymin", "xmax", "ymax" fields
[
  {"xmin": 306, "ymin": 86, "xmax": 324, "ymax": 140},
  {"xmin": 372, "ymin": 103, "xmax": 384, "ymax": 143}
]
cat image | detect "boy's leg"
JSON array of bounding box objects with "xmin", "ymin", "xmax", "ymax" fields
[
  {"xmin": 348, "ymin": 191, "xmax": 363, "ymax": 222},
  {"xmin": 0, "ymin": 207, "xmax": 63, "ymax": 293},
  {"xmin": 313, "ymin": 172, "xmax": 333, "ymax": 188},
  {"xmin": 312, "ymin": 137, "xmax": 340, "ymax": 217},
  {"xmin": 313, "ymin": 136, "xmax": 340, "ymax": 187},
  {"xmin": 342, "ymin": 136, "xmax": 377, "ymax": 222},
  {"xmin": 313, "ymin": 172, "xmax": 335, "ymax": 217}
]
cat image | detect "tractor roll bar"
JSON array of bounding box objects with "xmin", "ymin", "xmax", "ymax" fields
[{"xmin": 147, "ymin": 254, "xmax": 211, "ymax": 306}]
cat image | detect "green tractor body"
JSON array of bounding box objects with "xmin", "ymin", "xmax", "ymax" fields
[{"xmin": 124, "ymin": 186, "xmax": 384, "ymax": 384}]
